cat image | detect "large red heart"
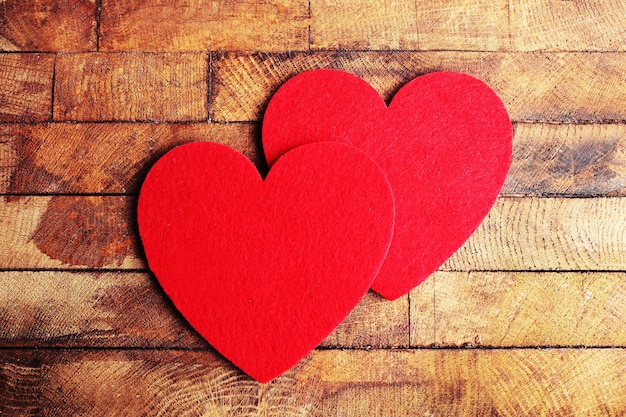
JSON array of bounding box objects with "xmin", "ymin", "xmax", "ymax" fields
[
  {"xmin": 137, "ymin": 141, "xmax": 394, "ymax": 382},
  {"xmin": 263, "ymin": 70, "xmax": 512, "ymax": 300}
]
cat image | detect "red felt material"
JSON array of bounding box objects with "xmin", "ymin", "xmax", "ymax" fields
[
  {"xmin": 137, "ymin": 141, "xmax": 395, "ymax": 382},
  {"xmin": 262, "ymin": 70, "xmax": 512, "ymax": 300}
]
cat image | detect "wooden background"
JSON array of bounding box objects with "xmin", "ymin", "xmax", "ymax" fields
[{"xmin": 1, "ymin": 0, "xmax": 625, "ymax": 415}]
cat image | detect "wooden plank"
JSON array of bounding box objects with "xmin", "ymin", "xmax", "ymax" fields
[
  {"xmin": 1, "ymin": 122, "xmax": 624, "ymax": 196},
  {"xmin": 0, "ymin": 271, "xmax": 205, "ymax": 348},
  {"xmin": 0, "ymin": 0, "xmax": 96, "ymax": 51},
  {"xmin": 309, "ymin": 0, "xmax": 419, "ymax": 50},
  {"xmin": 0, "ymin": 196, "xmax": 142, "ymax": 269},
  {"xmin": 0, "ymin": 54, "xmax": 54, "ymax": 122},
  {"xmin": 0, "ymin": 272, "xmax": 407, "ymax": 349},
  {"xmin": 4, "ymin": 270, "xmax": 621, "ymax": 349},
  {"xmin": 212, "ymin": 51, "xmax": 626, "ymax": 123},
  {"xmin": 0, "ymin": 348, "xmax": 624, "ymax": 416},
  {"xmin": 310, "ymin": 0, "xmax": 509, "ymax": 51},
  {"xmin": 0, "ymin": 122, "xmax": 260, "ymax": 194},
  {"xmin": 504, "ymin": 123, "xmax": 626, "ymax": 197},
  {"xmin": 443, "ymin": 197, "xmax": 626, "ymax": 271},
  {"xmin": 3, "ymin": 122, "xmax": 625, "ymax": 196},
  {"xmin": 510, "ymin": 0, "xmax": 626, "ymax": 51},
  {"xmin": 414, "ymin": 0, "xmax": 510, "ymax": 51},
  {"xmin": 99, "ymin": 0, "xmax": 309, "ymax": 51},
  {"xmin": 320, "ymin": 292, "xmax": 408, "ymax": 348},
  {"xmin": 2, "ymin": 196, "xmax": 625, "ymax": 271},
  {"xmin": 53, "ymin": 53, "xmax": 208, "ymax": 122},
  {"xmin": 410, "ymin": 271, "xmax": 626, "ymax": 347}
]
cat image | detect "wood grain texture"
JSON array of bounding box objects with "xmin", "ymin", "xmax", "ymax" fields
[
  {"xmin": 309, "ymin": 0, "xmax": 419, "ymax": 50},
  {"xmin": 0, "ymin": 54, "xmax": 54, "ymax": 122},
  {"xmin": 0, "ymin": 272, "xmax": 407, "ymax": 349},
  {"xmin": 510, "ymin": 0, "xmax": 626, "ymax": 51},
  {"xmin": 0, "ymin": 348, "xmax": 624, "ymax": 416},
  {"xmin": 410, "ymin": 271, "xmax": 626, "ymax": 347},
  {"xmin": 414, "ymin": 0, "xmax": 510, "ymax": 51},
  {"xmin": 319, "ymin": 292, "xmax": 408, "ymax": 348},
  {"xmin": 99, "ymin": 0, "xmax": 309, "ymax": 51},
  {"xmin": 0, "ymin": 122, "xmax": 259, "ymax": 194},
  {"xmin": 0, "ymin": 0, "xmax": 97, "ymax": 52},
  {"xmin": 0, "ymin": 271, "xmax": 205, "ymax": 348},
  {"xmin": 3, "ymin": 270, "xmax": 624, "ymax": 349},
  {"xmin": 211, "ymin": 51, "xmax": 626, "ymax": 123},
  {"xmin": 0, "ymin": 196, "xmax": 142, "ymax": 269},
  {"xmin": 444, "ymin": 197, "xmax": 626, "ymax": 271},
  {"xmin": 53, "ymin": 53, "xmax": 208, "ymax": 122},
  {"xmin": 2, "ymin": 196, "xmax": 625, "ymax": 271},
  {"xmin": 2, "ymin": 122, "xmax": 625, "ymax": 196},
  {"xmin": 505, "ymin": 123, "xmax": 626, "ymax": 197},
  {"xmin": 1, "ymin": 3, "xmax": 625, "ymax": 414}
]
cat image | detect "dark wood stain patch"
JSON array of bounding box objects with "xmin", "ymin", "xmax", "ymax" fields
[{"xmin": 31, "ymin": 196, "xmax": 135, "ymax": 268}]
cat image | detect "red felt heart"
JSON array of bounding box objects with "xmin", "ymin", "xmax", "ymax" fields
[
  {"xmin": 263, "ymin": 70, "xmax": 512, "ymax": 300},
  {"xmin": 137, "ymin": 141, "xmax": 394, "ymax": 382}
]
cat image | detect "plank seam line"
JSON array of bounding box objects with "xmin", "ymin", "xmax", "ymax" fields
[
  {"xmin": 0, "ymin": 193, "xmax": 133, "ymax": 197},
  {"xmin": 4, "ymin": 121, "xmax": 626, "ymax": 126},
  {"xmin": 285, "ymin": 48, "xmax": 626, "ymax": 54},
  {"xmin": 47, "ymin": 118, "xmax": 212, "ymax": 124},
  {"xmin": 2, "ymin": 120, "xmax": 626, "ymax": 127},
  {"xmin": 2, "ymin": 268, "xmax": 625, "ymax": 274},
  {"xmin": 0, "ymin": 268, "xmax": 150, "ymax": 273},
  {"xmin": 50, "ymin": 54, "xmax": 57, "ymax": 121},
  {"xmin": 407, "ymin": 292, "xmax": 411, "ymax": 347},
  {"xmin": 432, "ymin": 273, "xmax": 437, "ymax": 343},
  {"xmin": 413, "ymin": 0, "xmax": 420, "ymax": 50},
  {"xmin": 95, "ymin": 0, "xmax": 102, "ymax": 51},
  {"xmin": 0, "ymin": 51, "xmax": 57, "ymax": 55},
  {"xmin": 207, "ymin": 52, "xmax": 213, "ymax": 122},
  {"xmin": 0, "ymin": 346, "xmax": 622, "ymax": 352},
  {"xmin": 307, "ymin": 0, "xmax": 311, "ymax": 51},
  {"xmin": 3, "ymin": 194, "xmax": 625, "ymax": 199},
  {"xmin": 0, "ymin": 120, "xmax": 258, "ymax": 126},
  {"xmin": 2, "ymin": 50, "xmax": 626, "ymax": 55},
  {"xmin": 175, "ymin": 119, "xmax": 626, "ymax": 126},
  {"xmin": 316, "ymin": 345, "xmax": 625, "ymax": 351},
  {"xmin": 440, "ymin": 269, "xmax": 626, "ymax": 273},
  {"xmin": 506, "ymin": 0, "xmax": 513, "ymax": 50}
]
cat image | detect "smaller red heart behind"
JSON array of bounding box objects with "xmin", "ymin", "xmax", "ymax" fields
[
  {"xmin": 263, "ymin": 70, "xmax": 513, "ymax": 300},
  {"xmin": 138, "ymin": 141, "xmax": 394, "ymax": 382}
]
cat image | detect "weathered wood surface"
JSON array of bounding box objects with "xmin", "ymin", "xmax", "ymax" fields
[
  {"xmin": 2, "ymin": 196, "xmax": 625, "ymax": 271},
  {"xmin": 0, "ymin": 271, "xmax": 409, "ymax": 349},
  {"xmin": 413, "ymin": 0, "xmax": 511, "ymax": 51},
  {"xmin": 510, "ymin": 0, "xmax": 626, "ymax": 51},
  {"xmin": 0, "ymin": 196, "xmax": 140, "ymax": 269},
  {"xmin": 310, "ymin": 0, "xmax": 510, "ymax": 51},
  {"xmin": 0, "ymin": 348, "xmax": 624, "ymax": 416},
  {"xmin": 212, "ymin": 51, "xmax": 626, "ymax": 123},
  {"xmin": 444, "ymin": 197, "xmax": 626, "ymax": 271},
  {"xmin": 1, "ymin": 1, "xmax": 625, "ymax": 415},
  {"xmin": 311, "ymin": 0, "xmax": 626, "ymax": 52},
  {"xmin": 309, "ymin": 0, "xmax": 420, "ymax": 50},
  {"xmin": 410, "ymin": 272, "xmax": 626, "ymax": 347},
  {"xmin": 1, "ymin": 271, "xmax": 623, "ymax": 349},
  {"xmin": 4, "ymin": 0, "xmax": 618, "ymax": 52},
  {"xmin": 0, "ymin": 271, "xmax": 205, "ymax": 348},
  {"xmin": 2, "ymin": 122, "xmax": 625, "ymax": 196},
  {"xmin": 0, "ymin": 54, "xmax": 54, "ymax": 122},
  {"xmin": 6, "ymin": 50, "xmax": 618, "ymax": 122},
  {"xmin": 505, "ymin": 123, "xmax": 626, "ymax": 197},
  {"xmin": 0, "ymin": 0, "xmax": 97, "ymax": 52},
  {"xmin": 0, "ymin": 123, "xmax": 260, "ymax": 194},
  {"xmin": 54, "ymin": 53, "xmax": 208, "ymax": 122},
  {"xmin": 99, "ymin": 0, "xmax": 309, "ymax": 51}
]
